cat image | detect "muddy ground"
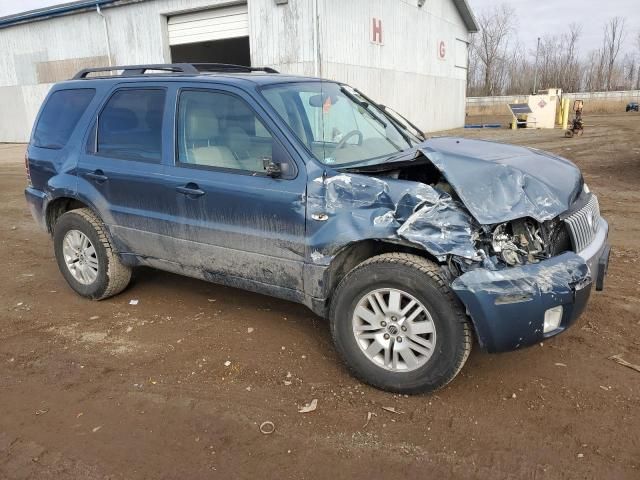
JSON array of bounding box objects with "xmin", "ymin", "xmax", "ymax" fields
[{"xmin": 1, "ymin": 113, "xmax": 639, "ymax": 479}]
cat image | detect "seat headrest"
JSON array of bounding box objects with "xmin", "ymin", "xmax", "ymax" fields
[{"xmin": 186, "ymin": 106, "xmax": 219, "ymax": 141}]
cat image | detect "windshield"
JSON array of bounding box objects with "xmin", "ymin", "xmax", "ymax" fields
[{"xmin": 261, "ymin": 82, "xmax": 420, "ymax": 166}]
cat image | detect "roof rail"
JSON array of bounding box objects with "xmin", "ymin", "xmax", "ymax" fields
[
  {"xmin": 72, "ymin": 63, "xmax": 279, "ymax": 79},
  {"xmin": 191, "ymin": 63, "xmax": 279, "ymax": 74}
]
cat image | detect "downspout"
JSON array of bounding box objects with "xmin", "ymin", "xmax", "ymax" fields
[{"xmin": 96, "ymin": 3, "xmax": 112, "ymax": 66}]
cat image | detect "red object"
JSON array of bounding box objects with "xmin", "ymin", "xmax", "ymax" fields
[
  {"xmin": 322, "ymin": 96, "xmax": 332, "ymax": 114},
  {"xmin": 372, "ymin": 18, "xmax": 382, "ymax": 44}
]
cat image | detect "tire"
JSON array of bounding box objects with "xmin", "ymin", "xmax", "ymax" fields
[
  {"xmin": 53, "ymin": 208, "xmax": 131, "ymax": 300},
  {"xmin": 329, "ymin": 253, "xmax": 472, "ymax": 394}
]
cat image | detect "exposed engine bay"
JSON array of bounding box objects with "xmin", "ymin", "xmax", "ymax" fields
[{"xmin": 479, "ymin": 218, "xmax": 571, "ymax": 266}]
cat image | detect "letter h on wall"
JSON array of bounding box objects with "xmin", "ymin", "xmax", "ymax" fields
[{"xmin": 372, "ymin": 18, "xmax": 383, "ymax": 44}]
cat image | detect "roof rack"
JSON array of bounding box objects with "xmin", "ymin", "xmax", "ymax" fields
[
  {"xmin": 72, "ymin": 63, "xmax": 279, "ymax": 79},
  {"xmin": 192, "ymin": 63, "xmax": 279, "ymax": 74}
]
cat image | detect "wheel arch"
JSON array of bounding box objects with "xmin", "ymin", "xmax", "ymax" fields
[
  {"xmin": 45, "ymin": 195, "xmax": 103, "ymax": 235},
  {"xmin": 323, "ymin": 239, "xmax": 442, "ymax": 305}
]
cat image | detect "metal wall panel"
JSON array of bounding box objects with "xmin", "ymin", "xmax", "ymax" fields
[
  {"xmin": 0, "ymin": 0, "xmax": 472, "ymax": 141},
  {"xmin": 315, "ymin": 0, "xmax": 471, "ymax": 132},
  {"xmin": 0, "ymin": 0, "xmax": 238, "ymax": 141},
  {"xmin": 247, "ymin": 0, "xmax": 316, "ymax": 76}
]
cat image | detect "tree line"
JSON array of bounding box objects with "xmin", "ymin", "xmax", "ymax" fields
[{"xmin": 467, "ymin": 4, "xmax": 639, "ymax": 96}]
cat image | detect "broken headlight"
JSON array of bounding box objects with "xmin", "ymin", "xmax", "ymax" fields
[{"xmin": 491, "ymin": 219, "xmax": 546, "ymax": 266}]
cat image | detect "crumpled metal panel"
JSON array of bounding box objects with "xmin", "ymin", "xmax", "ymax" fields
[
  {"xmin": 306, "ymin": 161, "xmax": 481, "ymax": 264},
  {"xmin": 419, "ymin": 137, "xmax": 583, "ymax": 225},
  {"xmin": 450, "ymin": 252, "xmax": 592, "ymax": 351}
]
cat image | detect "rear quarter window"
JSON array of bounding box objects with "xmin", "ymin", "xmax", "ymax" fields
[{"xmin": 32, "ymin": 89, "xmax": 95, "ymax": 149}]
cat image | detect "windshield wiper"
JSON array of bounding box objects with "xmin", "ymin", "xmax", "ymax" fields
[
  {"xmin": 378, "ymin": 103, "xmax": 426, "ymax": 141},
  {"xmin": 339, "ymin": 87, "xmax": 387, "ymax": 129},
  {"xmin": 353, "ymin": 88, "xmax": 425, "ymax": 144}
]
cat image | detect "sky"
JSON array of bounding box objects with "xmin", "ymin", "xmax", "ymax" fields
[
  {"xmin": 467, "ymin": 0, "xmax": 639, "ymax": 58},
  {"xmin": 1, "ymin": 0, "xmax": 639, "ymax": 58},
  {"xmin": 0, "ymin": 0, "xmax": 62, "ymax": 17}
]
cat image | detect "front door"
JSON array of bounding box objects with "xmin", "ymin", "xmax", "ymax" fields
[{"xmin": 155, "ymin": 86, "xmax": 308, "ymax": 296}]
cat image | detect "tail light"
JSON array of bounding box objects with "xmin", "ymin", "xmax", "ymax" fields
[{"xmin": 25, "ymin": 151, "xmax": 32, "ymax": 187}]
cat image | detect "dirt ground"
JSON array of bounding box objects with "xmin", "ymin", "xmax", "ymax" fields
[{"xmin": 1, "ymin": 113, "xmax": 639, "ymax": 479}]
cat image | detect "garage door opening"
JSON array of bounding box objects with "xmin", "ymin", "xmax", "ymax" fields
[
  {"xmin": 170, "ymin": 36, "xmax": 250, "ymax": 66},
  {"xmin": 168, "ymin": 4, "xmax": 250, "ymax": 66}
]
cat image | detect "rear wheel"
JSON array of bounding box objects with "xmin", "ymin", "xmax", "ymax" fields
[
  {"xmin": 329, "ymin": 253, "xmax": 472, "ymax": 394},
  {"xmin": 53, "ymin": 208, "xmax": 131, "ymax": 300}
]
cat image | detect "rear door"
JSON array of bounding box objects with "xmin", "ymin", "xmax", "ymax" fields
[
  {"xmin": 76, "ymin": 84, "xmax": 173, "ymax": 256},
  {"xmin": 156, "ymin": 85, "xmax": 308, "ymax": 295}
]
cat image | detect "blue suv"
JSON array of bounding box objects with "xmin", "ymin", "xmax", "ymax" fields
[{"xmin": 25, "ymin": 63, "xmax": 610, "ymax": 393}]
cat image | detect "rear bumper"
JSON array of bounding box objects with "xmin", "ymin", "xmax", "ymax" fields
[
  {"xmin": 25, "ymin": 187, "xmax": 48, "ymax": 231},
  {"xmin": 451, "ymin": 218, "xmax": 610, "ymax": 353}
]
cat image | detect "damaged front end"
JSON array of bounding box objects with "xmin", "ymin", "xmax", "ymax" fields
[{"xmin": 307, "ymin": 138, "xmax": 610, "ymax": 353}]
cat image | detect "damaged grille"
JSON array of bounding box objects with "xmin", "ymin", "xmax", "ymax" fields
[{"xmin": 564, "ymin": 195, "xmax": 601, "ymax": 252}]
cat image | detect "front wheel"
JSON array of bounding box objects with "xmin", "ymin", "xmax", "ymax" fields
[
  {"xmin": 53, "ymin": 208, "xmax": 131, "ymax": 300},
  {"xmin": 329, "ymin": 253, "xmax": 472, "ymax": 394}
]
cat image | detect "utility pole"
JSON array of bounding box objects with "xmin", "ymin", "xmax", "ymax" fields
[{"xmin": 533, "ymin": 36, "xmax": 541, "ymax": 94}]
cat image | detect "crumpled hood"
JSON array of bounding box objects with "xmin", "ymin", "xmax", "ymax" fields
[{"xmin": 419, "ymin": 137, "xmax": 583, "ymax": 225}]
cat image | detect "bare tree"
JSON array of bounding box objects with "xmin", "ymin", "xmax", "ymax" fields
[
  {"xmin": 466, "ymin": 11, "xmax": 634, "ymax": 96},
  {"xmin": 474, "ymin": 4, "xmax": 515, "ymax": 95},
  {"xmin": 603, "ymin": 17, "xmax": 625, "ymax": 90}
]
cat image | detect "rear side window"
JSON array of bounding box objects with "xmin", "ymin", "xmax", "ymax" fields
[
  {"xmin": 96, "ymin": 88, "xmax": 165, "ymax": 163},
  {"xmin": 33, "ymin": 89, "xmax": 95, "ymax": 149}
]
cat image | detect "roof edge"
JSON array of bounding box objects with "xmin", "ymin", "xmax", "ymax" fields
[
  {"xmin": 0, "ymin": 0, "xmax": 141, "ymax": 29},
  {"xmin": 452, "ymin": 0, "xmax": 479, "ymax": 33}
]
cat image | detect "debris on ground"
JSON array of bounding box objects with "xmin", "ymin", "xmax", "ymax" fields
[
  {"xmin": 298, "ymin": 399, "xmax": 318, "ymax": 413},
  {"xmin": 247, "ymin": 327, "xmax": 254, "ymax": 334},
  {"xmin": 363, "ymin": 411, "xmax": 376, "ymax": 428},
  {"xmin": 381, "ymin": 406, "xmax": 404, "ymax": 415},
  {"xmin": 555, "ymin": 363, "xmax": 567, "ymax": 367},
  {"xmin": 259, "ymin": 421, "xmax": 275, "ymax": 434},
  {"xmin": 92, "ymin": 426, "xmax": 102, "ymax": 433},
  {"xmin": 224, "ymin": 361, "xmax": 231, "ymax": 367},
  {"xmin": 129, "ymin": 299, "xmax": 139, "ymax": 305},
  {"xmin": 35, "ymin": 408, "xmax": 48, "ymax": 416},
  {"xmin": 609, "ymin": 354, "xmax": 640, "ymax": 373}
]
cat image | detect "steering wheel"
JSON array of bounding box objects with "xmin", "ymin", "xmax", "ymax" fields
[{"xmin": 332, "ymin": 130, "xmax": 363, "ymax": 152}]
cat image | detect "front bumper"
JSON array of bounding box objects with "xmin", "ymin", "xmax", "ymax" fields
[{"xmin": 451, "ymin": 218, "xmax": 610, "ymax": 352}]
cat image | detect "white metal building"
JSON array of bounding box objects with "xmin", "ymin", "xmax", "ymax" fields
[{"xmin": 0, "ymin": 0, "xmax": 477, "ymax": 142}]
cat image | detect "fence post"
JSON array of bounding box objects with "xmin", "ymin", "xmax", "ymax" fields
[{"xmin": 561, "ymin": 98, "xmax": 570, "ymax": 130}]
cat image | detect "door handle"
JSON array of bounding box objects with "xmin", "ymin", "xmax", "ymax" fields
[
  {"xmin": 176, "ymin": 183, "xmax": 205, "ymax": 197},
  {"xmin": 85, "ymin": 170, "xmax": 108, "ymax": 183}
]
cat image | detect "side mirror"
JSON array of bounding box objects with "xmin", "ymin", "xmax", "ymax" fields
[
  {"xmin": 262, "ymin": 156, "xmax": 282, "ymax": 178},
  {"xmin": 263, "ymin": 141, "xmax": 295, "ymax": 179}
]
